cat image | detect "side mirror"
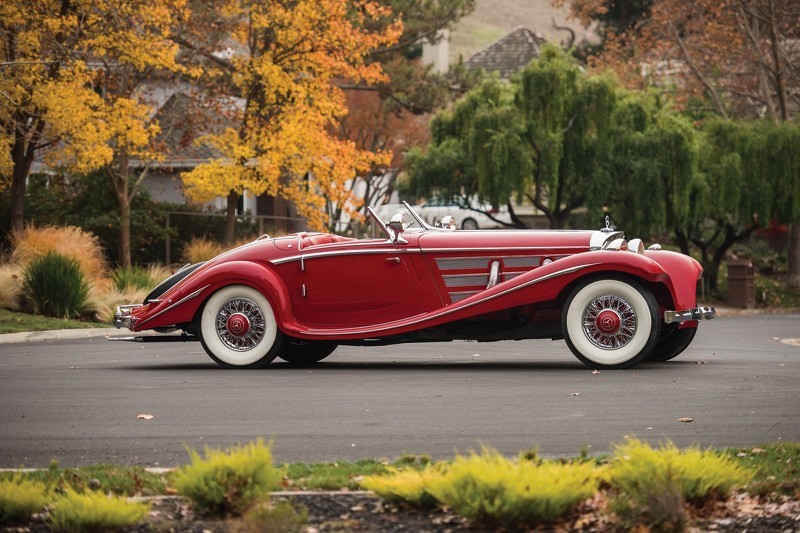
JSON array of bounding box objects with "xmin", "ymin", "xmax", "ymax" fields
[
  {"xmin": 438, "ymin": 216, "xmax": 457, "ymax": 230},
  {"xmin": 387, "ymin": 212, "xmax": 407, "ymax": 243}
]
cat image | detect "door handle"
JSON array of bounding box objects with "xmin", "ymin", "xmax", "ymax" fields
[{"xmin": 386, "ymin": 257, "xmax": 401, "ymax": 263}]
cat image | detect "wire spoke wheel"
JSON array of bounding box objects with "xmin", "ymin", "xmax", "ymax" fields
[
  {"xmin": 562, "ymin": 278, "xmax": 659, "ymax": 369},
  {"xmin": 582, "ymin": 295, "xmax": 637, "ymax": 350},
  {"xmin": 199, "ymin": 285, "xmax": 284, "ymax": 368},
  {"xmin": 215, "ymin": 298, "xmax": 266, "ymax": 351}
]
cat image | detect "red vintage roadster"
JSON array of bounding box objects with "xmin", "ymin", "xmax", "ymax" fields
[{"xmin": 113, "ymin": 205, "xmax": 714, "ymax": 369}]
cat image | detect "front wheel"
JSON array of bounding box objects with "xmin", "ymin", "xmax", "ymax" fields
[
  {"xmin": 278, "ymin": 339, "xmax": 338, "ymax": 365},
  {"xmin": 562, "ymin": 278, "xmax": 659, "ymax": 369},
  {"xmin": 199, "ymin": 285, "xmax": 284, "ymax": 368}
]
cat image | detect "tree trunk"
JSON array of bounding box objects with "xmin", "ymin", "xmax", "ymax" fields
[
  {"xmin": 788, "ymin": 220, "xmax": 800, "ymax": 290},
  {"xmin": 9, "ymin": 159, "xmax": 28, "ymax": 234},
  {"xmin": 8, "ymin": 115, "xmax": 42, "ymax": 234},
  {"xmin": 225, "ymin": 191, "xmax": 238, "ymax": 246},
  {"xmin": 118, "ymin": 190, "xmax": 132, "ymax": 269}
]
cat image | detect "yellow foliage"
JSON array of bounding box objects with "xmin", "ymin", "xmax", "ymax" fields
[
  {"xmin": 0, "ymin": 0, "xmax": 188, "ymax": 186},
  {"xmin": 181, "ymin": 0, "xmax": 400, "ymax": 231}
]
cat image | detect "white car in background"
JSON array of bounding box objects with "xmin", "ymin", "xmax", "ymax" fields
[{"xmin": 376, "ymin": 196, "xmax": 513, "ymax": 230}]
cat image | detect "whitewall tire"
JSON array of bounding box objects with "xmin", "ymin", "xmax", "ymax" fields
[
  {"xmin": 562, "ymin": 278, "xmax": 659, "ymax": 369},
  {"xmin": 199, "ymin": 285, "xmax": 284, "ymax": 368}
]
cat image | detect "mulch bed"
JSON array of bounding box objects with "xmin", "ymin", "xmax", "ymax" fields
[{"xmin": 3, "ymin": 491, "xmax": 799, "ymax": 532}]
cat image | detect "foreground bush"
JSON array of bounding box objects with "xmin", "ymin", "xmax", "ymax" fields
[
  {"xmin": 361, "ymin": 466, "xmax": 441, "ymax": 509},
  {"xmin": 22, "ymin": 253, "xmax": 91, "ymax": 318},
  {"xmin": 49, "ymin": 490, "xmax": 149, "ymax": 532},
  {"xmin": 606, "ymin": 438, "xmax": 755, "ymax": 531},
  {"xmin": 172, "ymin": 439, "xmax": 281, "ymax": 517},
  {"xmin": 362, "ymin": 448, "xmax": 598, "ymax": 528},
  {"xmin": 428, "ymin": 450, "xmax": 598, "ymax": 528},
  {"xmin": 0, "ymin": 477, "xmax": 51, "ymax": 524}
]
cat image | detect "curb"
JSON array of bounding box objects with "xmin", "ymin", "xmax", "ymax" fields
[{"xmin": 0, "ymin": 328, "xmax": 158, "ymax": 345}]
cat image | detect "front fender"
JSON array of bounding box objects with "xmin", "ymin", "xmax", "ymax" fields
[
  {"xmin": 644, "ymin": 250, "xmax": 703, "ymax": 311},
  {"xmin": 131, "ymin": 261, "xmax": 291, "ymax": 332}
]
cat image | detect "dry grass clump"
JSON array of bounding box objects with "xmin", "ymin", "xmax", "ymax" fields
[
  {"xmin": 181, "ymin": 237, "xmax": 226, "ymax": 264},
  {"xmin": 90, "ymin": 287, "xmax": 150, "ymax": 323},
  {"xmin": 0, "ymin": 262, "xmax": 23, "ymax": 311},
  {"xmin": 11, "ymin": 226, "xmax": 108, "ymax": 285}
]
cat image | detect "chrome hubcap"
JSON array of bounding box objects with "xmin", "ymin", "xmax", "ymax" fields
[
  {"xmin": 216, "ymin": 298, "xmax": 266, "ymax": 351},
  {"xmin": 583, "ymin": 295, "xmax": 636, "ymax": 349}
]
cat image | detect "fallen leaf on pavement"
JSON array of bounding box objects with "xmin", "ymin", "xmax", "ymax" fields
[
  {"xmin": 137, "ymin": 414, "xmax": 154, "ymax": 420},
  {"xmin": 678, "ymin": 417, "xmax": 694, "ymax": 423}
]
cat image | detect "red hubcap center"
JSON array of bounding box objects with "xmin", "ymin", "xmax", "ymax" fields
[
  {"xmin": 596, "ymin": 309, "xmax": 621, "ymax": 334},
  {"xmin": 226, "ymin": 313, "xmax": 250, "ymax": 337}
]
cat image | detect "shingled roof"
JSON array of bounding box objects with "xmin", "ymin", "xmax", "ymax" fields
[{"xmin": 465, "ymin": 26, "xmax": 547, "ymax": 80}]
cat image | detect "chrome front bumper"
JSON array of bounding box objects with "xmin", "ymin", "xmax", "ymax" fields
[
  {"xmin": 113, "ymin": 304, "xmax": 143, "ymax": 329},
  {"xmin": 664, "ymin": 306, "xmax": 716, "ymax": 324}
]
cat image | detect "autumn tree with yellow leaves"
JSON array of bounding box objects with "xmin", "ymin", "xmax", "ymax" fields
[
  {"xmin": 177, "ymin": 0, "xmax": 402, "ymax": 243},
  {"xmin": 1, "ymin": 0, "xmax": 189, "ymax": 267}
]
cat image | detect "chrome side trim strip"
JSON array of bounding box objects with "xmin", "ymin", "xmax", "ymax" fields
[
  {"xmin": 271, "ymin": 247, "xmax": 421, "ymax": 265},
  {"xmin": 136, "ymin": 285, "xmax": 210, "ymax": 328}
]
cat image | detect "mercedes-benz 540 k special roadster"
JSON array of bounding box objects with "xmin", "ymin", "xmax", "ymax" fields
[{"xmin": 113, "ymin": 205, "xmax": 714, "ymax": 369}]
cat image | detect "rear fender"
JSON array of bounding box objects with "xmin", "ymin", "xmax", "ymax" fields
[{"xmin": 132, "ymin": 261, "xmax": 291, "ymax": 332}]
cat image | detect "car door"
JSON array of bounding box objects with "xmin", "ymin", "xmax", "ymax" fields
[{"xmin": 293, "ymin": 239, "xmax": 419, "ymax": 327}]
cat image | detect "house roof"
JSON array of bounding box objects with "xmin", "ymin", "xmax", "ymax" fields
[
  {"xmin": 465, "ymin": 26, "xmax": 547, "ymax": 79},
  {"xmin": 150, "ymin": 92, "xmax": 225, "ymax": 166}
]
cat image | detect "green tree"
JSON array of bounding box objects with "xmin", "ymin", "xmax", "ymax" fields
[{"xmin": 407, "ymin": 45, "xmax": 619, "ymax": 229}]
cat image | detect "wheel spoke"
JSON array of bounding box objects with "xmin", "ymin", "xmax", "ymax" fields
[
  {"xmin": 215, "ymin": 298, "xmax": 266, "ymax": 351},
  {"xmin": 582, "ymin": 294, "xmax": 637, "ymax": 350}
]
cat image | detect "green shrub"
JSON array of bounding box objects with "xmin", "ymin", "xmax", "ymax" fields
[
  {"xmin": 111, "ymin": 266, "xmax": 154, "ymax": 291},
  {"xmin": 363, "ymin": 448, "xmax": 598, "ymax": 528},
  {"xmin": 241, "ymin": 499, "xmax": 308, "ymax": 533},
  {"xmin": 606, "ymin": 438, "xmax": 755, "ymax": 531},
  {"xmin": 49, "ymin": 490, "xmax": 149, "ymax": 532},
  {"xmin": 361, "ymin": 466, "xmax": 441, "ymax": 509},
  {"xmin": 0, "ymin": 477, "xmax": 52, "ymax": 524},
  {"xmin": 22, "ymin": 252, "xmax": 91, "ymax": 318},
  {"xmin": 172, "ymin": 439, "xmax": 281, "ymax": 517},
  {"xmin": 426, "ymin": 449, "xmax": 598, "ymax": 528}
]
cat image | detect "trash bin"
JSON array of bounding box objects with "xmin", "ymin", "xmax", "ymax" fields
[{"xmin": 727, "ymin": 260, "xmax": 755, "ymax": 308}]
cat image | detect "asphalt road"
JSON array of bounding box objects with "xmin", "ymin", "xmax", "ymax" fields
[{"xmin": 0, "ymin": 314, "xmax": 798, "ymax": 468}]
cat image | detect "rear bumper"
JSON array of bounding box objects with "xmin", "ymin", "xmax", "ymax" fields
[
  {"xmin": 664, "ymin": 307, "xmax": 716, "ymax": 324},
  {"xmin": 113, "ymin": 304, "xmax": 143, "ymax": 329}
]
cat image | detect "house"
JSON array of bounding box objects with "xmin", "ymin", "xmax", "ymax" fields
[{"xmin": 464, "ymin": 26, "xmax": 547, "ymax": 80}]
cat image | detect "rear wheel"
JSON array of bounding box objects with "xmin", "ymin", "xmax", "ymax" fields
[
  {"xmin": 461, "ymin": 218, "xmax": 479, "ymax": 230},
  {"xmin": 199, "ymin": 285, "xmax": 284, "ymax": 368},
  {"xmin": 562, "ymin": 278, "xmax": 659, "ymax": 369},
  {"xmin": 279, "ymin": 339, "xmax": 337, "ymax": 365},
  {"xmin": 648, "ymin": 327, "xmax": 697, "ymax": 362}
]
